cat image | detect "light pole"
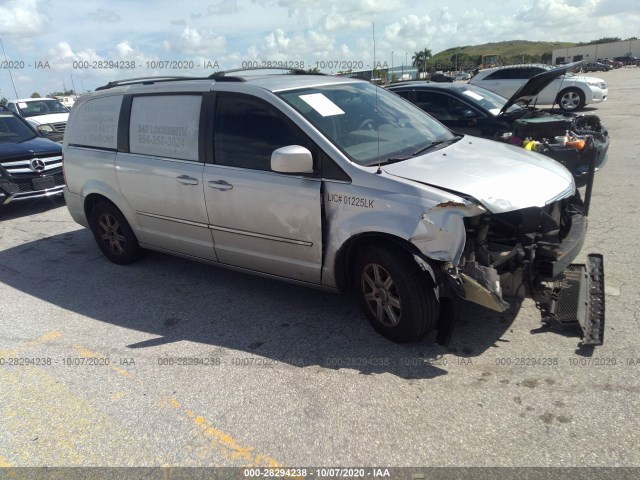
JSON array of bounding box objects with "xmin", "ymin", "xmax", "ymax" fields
[{"xmin": 405, "ymin": 52, "xmax": 408, "ymax": 78}]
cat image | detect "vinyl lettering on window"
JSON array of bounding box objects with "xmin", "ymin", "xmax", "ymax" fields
[
  {"xmin": 68, "ymin": 95, "xmax": 122, "ymax": 149},
  {"xmin": 129, "ymin": 95, "xmax": 201, "ymax": 161}
]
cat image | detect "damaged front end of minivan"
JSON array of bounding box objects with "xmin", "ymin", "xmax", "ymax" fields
[{"xmin": 413, "ymin": 188, "xmax": 604, "ymax": 347}]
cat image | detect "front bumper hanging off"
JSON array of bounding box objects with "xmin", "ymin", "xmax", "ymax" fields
[{"xmin": 539, "ymin": 254, "xmax": 605, "ymax": 345}]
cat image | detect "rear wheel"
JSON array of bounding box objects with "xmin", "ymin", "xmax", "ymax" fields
[
  {"xmin": 89, "ymin": 201, "xmax": 143, "ymax": 265},
  {"xmin": 354, "ymin": 246, "xmax": 439, "ymax": 342},
  {"xmin": 557, "ymin": 87, "xmax": 585, "ymax": 112}
]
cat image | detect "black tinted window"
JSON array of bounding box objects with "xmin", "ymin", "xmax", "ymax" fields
[
  {"xmin": 0, "ymin": 113, "xmax": 36, "ymax": 142},
  {"xmin": 414, "ymin": 91, "xmax": 478, "ymax": 121},
  {"xmin": 391, "ymin": 90, "xmax": 411, "ymax": 100},
  {"xmin": 486, "ymin": 68, "xmax": 536, "ymax": 80},
  {"xmin": 215, "ymin": 94, "xmax": 309, "ymax": 171}
]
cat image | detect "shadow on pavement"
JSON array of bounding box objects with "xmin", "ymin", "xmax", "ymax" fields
[
  {"xmin": 0, "ymin": 194, "xmax": 66, "ymax": 221},
  {"xmin": 0, "ymin": 228, "xmax": 531, "ymax": 379}
]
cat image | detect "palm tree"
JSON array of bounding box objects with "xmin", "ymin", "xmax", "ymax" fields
[{"xmin": 412, "ymin": 48, "xmax": 432, "ymax": 78}]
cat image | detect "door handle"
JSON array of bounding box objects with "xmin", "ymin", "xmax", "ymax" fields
[
  {"xmin": 177, "ymin": 175, "xmax": 199, "ymax": 185},
  {"xmin": 208, "ymin": 180, "xmax": 233, "ymax": 191}
]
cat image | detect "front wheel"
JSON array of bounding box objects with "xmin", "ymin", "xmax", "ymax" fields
[
  {"xmin": 89, "ymin": 201, "xmax": 143, "ymax": 265},
  {"xmin": 354, "ymin": 246, "xmax": 439, "ymax": 342},
  {"xmin": 557, "ymin": 88, "xmax": 585, "ymax": 112}
]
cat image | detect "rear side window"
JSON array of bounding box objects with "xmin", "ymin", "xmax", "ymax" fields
[
  {"xmin": 67, "ymin": 96, "xmax": 122, "ymax": 149},
  {"xmin": 129, "ymin": 95, "xmax": 201, "ymax": 161}
]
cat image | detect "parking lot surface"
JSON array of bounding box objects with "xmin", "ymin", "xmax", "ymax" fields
[{"xmin": 1, "ymin": 68, "xmax": 639, "ymax": 470}]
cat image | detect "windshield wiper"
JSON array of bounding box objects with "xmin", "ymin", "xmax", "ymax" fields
[
  {"xmin": 411, "ymin": 134, "xmax": 462, "ymax": 156},
  {"xmin": 374, "ymin": 135, "xmax": 463, "ymax": 167}
]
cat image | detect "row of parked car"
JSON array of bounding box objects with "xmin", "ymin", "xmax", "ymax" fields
[{"xmin": 387, "ymin": 61, "xmax": 609, "ymax": 186}]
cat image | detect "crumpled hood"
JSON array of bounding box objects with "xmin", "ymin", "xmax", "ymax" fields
[
  {"xmin": 499, "ymin": 60, "xmax": 586, "ymax": 114},
  {"xmin": 382, "ymin": 136, "xmax": 575, "ymax": 214}
]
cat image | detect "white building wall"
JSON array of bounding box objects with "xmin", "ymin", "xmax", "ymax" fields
[{"xmin": 552, "ymin": 39, "xmax": 640, "ymax": 64}]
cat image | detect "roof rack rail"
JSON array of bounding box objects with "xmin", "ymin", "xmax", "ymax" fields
[
  {"xmin": 95, "ymin": 76, "xmax": 208, "ymax": 91},
  {"xmin": 209, "ymin": 67, "xmax": 324, "ymax": 79},
  {"xmin": 94, "ymin": 67, "xmax": 325, "ymax": 91}
]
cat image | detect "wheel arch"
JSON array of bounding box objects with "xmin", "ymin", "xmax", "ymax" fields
[
  {"xmin": 334, "ymin": 232, "xmax": 441, "ymax": 292},
  {"xmin": 81, "ymin": 182, "xmax": 137, "ymax": 231}
]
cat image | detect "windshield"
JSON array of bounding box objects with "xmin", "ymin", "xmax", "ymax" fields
[
  {"xmin": 17, "ymin": 99, "xmax": 69, "ymax": 117},
  {"xmin": 0, "ymin": 112, "xmax": 37, "ymax": 142},
  {"xmin": 459, "ymin": 85, "xmax": 522, "ymax": 115},
  {"xmin": 278, "ymin": 82, "xmax": 454, "ymax": 166}
]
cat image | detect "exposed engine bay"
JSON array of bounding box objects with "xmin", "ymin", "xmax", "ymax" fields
[
  {"xmin": 458, "ymin": 193, "xmax": 586, "ymax": 310},
  {"xmin": 505, "ymin": 111, "xmax": 609, "ymax": 187}
]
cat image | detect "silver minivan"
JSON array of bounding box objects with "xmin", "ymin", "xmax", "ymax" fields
[{"xmin": 63, "ymin": 71, "xmax": 604, "ymax": 345}]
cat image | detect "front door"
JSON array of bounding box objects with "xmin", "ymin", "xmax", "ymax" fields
[{"xmin": 203, "ymin": 93, "xmax": 323, "ymax": 283}]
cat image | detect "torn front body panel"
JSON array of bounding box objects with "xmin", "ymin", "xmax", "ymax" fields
[
  {"xmin": 320, "ymin": 137, "xmax": 602, "ymax": 345},
  {"xmin": 320, "ymin": 172, "xmax": 478, "ymax": 289}
]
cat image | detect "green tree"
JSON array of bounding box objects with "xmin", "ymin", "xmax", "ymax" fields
[
  {"xmin": 49, "ymin": 89, "xmax": 76, "ymax": 97},
  {"xmin": 412, "ymin": 48, "xmax": 432, "ymax": 78},
  {"xmin": 31, "ymin": 92, "xmax": 41, "ymax": 98},
  {"xmin": 0, "ymin": 97, "xmax": 7, "ymax": 106}
]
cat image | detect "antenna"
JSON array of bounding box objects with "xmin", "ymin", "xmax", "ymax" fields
[
  {"xmin": 373, "ymin": 22, "xmax": 382, "ymax": 174},
  {"xmin": 0, "ymin": 38, "xmax": 19, "ymax": 98}
]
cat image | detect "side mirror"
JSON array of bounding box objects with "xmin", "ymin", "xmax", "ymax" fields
[
  {"xmin": 460, "ymin": 109, "xmax": 477, "ymax": 118},
  {"xmin": 271, "ymin": 145, "xmax": 314, "ymax": 174}
]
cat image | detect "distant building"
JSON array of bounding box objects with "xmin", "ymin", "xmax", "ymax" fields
[
  {"xmin": 553, "ymin": 39, "xmax": 639, "ymax": 65},
  {"xmin": 338, "ymin": 66, "xmax": 419, "ymax": 83},
  {"xmin": 55, "ymin": 95, "xmax": 77, "ymax": 108}
]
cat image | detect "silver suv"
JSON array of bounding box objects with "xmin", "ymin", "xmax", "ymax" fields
[{"xmin": 63, "ymin": 70, "xmax": 605, "ymax": 345}]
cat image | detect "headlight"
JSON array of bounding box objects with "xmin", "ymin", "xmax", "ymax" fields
[
  {"xmin": 587, "ymin": 80, "xmax": 606, "ymax": 88},
  {"xmin": 36, "ymin": 124, "xmax": 55, "ymax": 133}
]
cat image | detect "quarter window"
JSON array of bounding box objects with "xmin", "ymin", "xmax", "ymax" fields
[{"xmin": 68, "ymin": 96, "xmax": 122, "ymax": 150}]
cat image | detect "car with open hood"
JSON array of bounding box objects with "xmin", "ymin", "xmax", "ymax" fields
[
  {"xmin": 62, "ymin": 70, "xmax": 605, "ymax": 347},
  {"xmin": 468, "ymin": 61, "xmax": 607, "ymax": 112},
  {"xmin": 386, "ymin": 65, "xmax": 610, "ymax": 187}
]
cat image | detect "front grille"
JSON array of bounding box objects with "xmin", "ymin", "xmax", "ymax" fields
[
  {"xmin": 52, "ymin": 122, "xmax": 66, "ymax": 133},
  {"xmin": 0, "ymin": 155, "xmax": 63, "ymax": 179},
  {"xmin": 3, "ymin": 173, "xmax": 64, "ymax": 194}
]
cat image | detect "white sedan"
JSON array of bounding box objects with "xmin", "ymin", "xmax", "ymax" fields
[{"xmin": 469, "ymin": 63, "xmax": 607, "ymax": 111}]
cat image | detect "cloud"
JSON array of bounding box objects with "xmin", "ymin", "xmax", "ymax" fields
[
  {"xmin": 163, "ymin": 26, "xmax": 227, "ymax": 56},
  {"xmin": 517, "ymin": 0, "xmax": 585, "ymax": 26},
  {"xmin": 0, "ymin": 0, "xmax": 48, "ymax": 36},
  {"xmin": 208, "ymin": 0, "xmax": 240, "ymax": 15},
  {"xmin": 87, "ymin": 9, "xmax": 121, "ymax": 23},
  {"xmin": 593, "ymin": 0, "xmax": 640, "ymax": 15}
]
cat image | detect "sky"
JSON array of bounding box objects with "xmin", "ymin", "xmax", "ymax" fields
[{"xmin": 0, "ymin": 0, "xmax": 638, "ymax": 98}]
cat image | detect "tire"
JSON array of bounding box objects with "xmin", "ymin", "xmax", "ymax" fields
[
  {"xmin": 354, "ymin": 246, "xmax": 439, "ymax": 343},
  {"xmin": 557, "ymin": 87, "xmax": 585, "ymax": 112},
  {"xmin": 89, "ymin": 201, "xmax": 143, "ymax": 265}
]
